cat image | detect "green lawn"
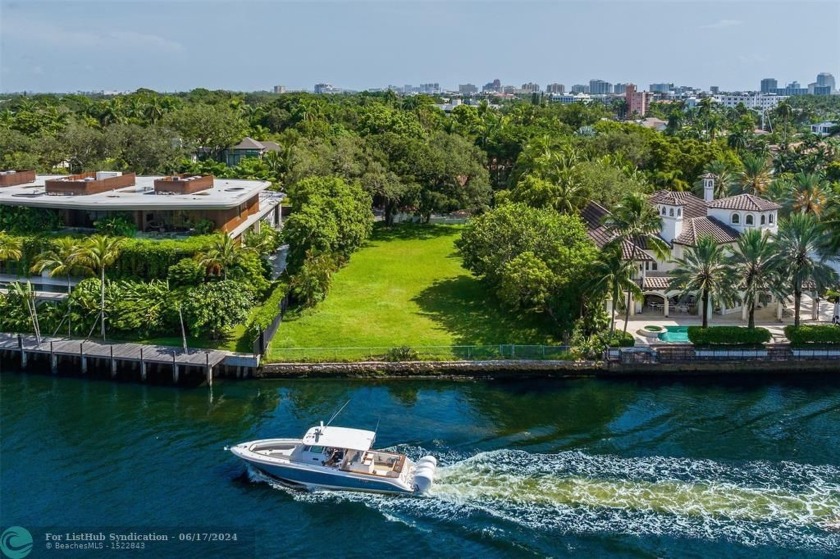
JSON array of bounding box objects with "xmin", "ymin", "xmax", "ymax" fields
[{"xmin": 268, "ymin": 224, "xmax": 559, "ymax": 362}]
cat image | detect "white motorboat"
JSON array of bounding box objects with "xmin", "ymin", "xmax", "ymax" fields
[{"xmin": 228, "ymin": 422, "xmax": 436, "ymax": 495}]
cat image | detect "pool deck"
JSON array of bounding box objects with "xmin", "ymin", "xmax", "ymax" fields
[{"xmin": 623, "ymin": 294, "xmax": 835, "ymax": 346}]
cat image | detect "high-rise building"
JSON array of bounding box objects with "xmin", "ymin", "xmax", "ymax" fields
[
  {"xmin": 571, "ymin": 84, "xmax": 589, "ymax": 94},
  {"xmin": 760, "ymin": 78, "xmax": 778, "ymax": 94},
  {"xmin": 314, "ymin": 83, "xmax": 339, "ymax": 94},
  {"xmin": 458, "ymin": 83, "xmax": 478, "ymax": 95},
  {"xmin": 710, "ymin": 86, "xmax": 720, "ymax": 94},
  {"xmin": 649, "ymin": 83, "xmax": 673, "ymax": 94},
  {"xmin": 546, "ymin": 83, "xmax": 565, "ymax": 94},
  {"xmin": 625, "ymin": 84, "xmax": 649, "ymax": 117},
  {"xmin": 273, "ymin": 85, "xmax": 286, "ymax": 94},
  {"xmin": 816, "ymin": 72, "xmax": 836, "ymax": 92},
  {"xmin": 482, "ymin": 78, "xmax": 502, "ymax": 93},
  {"xmin": 589, "ymin": 79, "xmax": 612, "ymax": 95},
  {"xmin": 521, "ymin": 82, "xmax": 540, "ymax": 93},
  {"xmin": 613, "ymin": 83, "xmax": 628, "ymax": 94},
  {"xmin": 419, "ymin": 83, "xmax": 440, "ymax": 94}
]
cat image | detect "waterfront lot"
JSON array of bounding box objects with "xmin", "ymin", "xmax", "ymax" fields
[{"xmin": 268, "ymin": 224, "xmax": 558, "ymax": 361}]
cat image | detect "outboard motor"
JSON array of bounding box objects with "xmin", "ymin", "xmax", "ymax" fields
[{"xmin": 413, "ymin": 456, "xmax": 437, "ymax": 494}]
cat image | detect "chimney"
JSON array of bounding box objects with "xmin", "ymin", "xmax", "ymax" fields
[{"xmin": 703, "ymin": 173, "xmax": 715, "ymax": 202}]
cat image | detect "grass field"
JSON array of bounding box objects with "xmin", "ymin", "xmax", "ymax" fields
[{"xmin": 268, "ymin": 224, "xmax": 559, "ymax": 362}]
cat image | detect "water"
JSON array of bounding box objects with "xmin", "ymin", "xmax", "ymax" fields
[
  {"xmin": 659, "ymin": 325, "xmax": 691, "ymax": 343},
  {"xmin": 2, "ymin": 373, "xmax": 839, "ymax": 558}
]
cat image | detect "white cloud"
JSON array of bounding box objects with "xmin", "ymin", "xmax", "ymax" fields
[
  {"xmin": 2, "ymin": 18, "xmax": 184, "ymax": 53},
  {"xmin": 700, "ymin": 19, "xmax": 742, "ymax": 29}
]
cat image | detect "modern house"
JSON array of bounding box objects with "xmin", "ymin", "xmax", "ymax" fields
[
  {"xmin": 584, "ymin": 175, "xmax": 788, "ymax": 322},
  {"xmin": 0, "ymin": 170, "xmax": 283, "ymax": 240}
]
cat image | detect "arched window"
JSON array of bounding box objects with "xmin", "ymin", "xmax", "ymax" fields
[
  {"xmin": 731, "ymin": 213, "xmax": 740, "ymax": 225},
  {"xmin": 677, "ymin": 208, "xmax": 682, "ymax": 217},
  {"xmin": 761, "ymin": 215, "xmax": 766, "ymax": 225},
  {"xmin": 746, "ymin": 214, "xmax": 754, "ymax": 226},
  {"xmin": 669, "ymin": 208, "xmax": 674, "ymax": 217},
  {"xmin": 661, "ymin": 207, "xmax": 666, "ymax": 215},
  {"xmin": 769, "ymin": 213, "xmax": 775, "ymax": 224}
]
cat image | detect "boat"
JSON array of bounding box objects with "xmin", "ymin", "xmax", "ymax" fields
[{"xmin": 228, "ymin": 422, "xmax": 437, "ymax": 495}]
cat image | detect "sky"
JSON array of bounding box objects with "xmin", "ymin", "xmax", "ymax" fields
[{"xmin": 1, "ymin": 0, "xmax": 838, "ymax": 93}]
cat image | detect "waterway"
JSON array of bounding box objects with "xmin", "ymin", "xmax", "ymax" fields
[{"xmin": 1, "ymin": 372, "xmax": 839, "ymax": 558}]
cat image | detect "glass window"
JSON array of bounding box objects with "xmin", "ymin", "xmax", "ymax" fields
[
  {"xmin": 669, "ymin": 208, "xmax": 674, "ymax": 216},
  {"xmin": 761, "ymin": 215, "xmax": 766, "ymax": 225},
  {"xmin": 732, "ymin": 213, "xmax": 740, "ymax": 224},
  {"xmin": 677, "ymin": 208, "xmax": 682, "ymax": 217},
  {"xmin": 769, "ymin": 213, "xmax": 774, "ymax": 224},
  {"xmin": 746, "ymin": 214, "xmax": 754, "ymax": 225}
]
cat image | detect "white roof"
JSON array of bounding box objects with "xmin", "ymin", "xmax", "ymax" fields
[
  {"xmin": 302, "ymin": 425, "xmax": 375, "ymax": 452},
  {"xmin": 0, "ymin": 175, "xmax": 271, "ymax": 211}
]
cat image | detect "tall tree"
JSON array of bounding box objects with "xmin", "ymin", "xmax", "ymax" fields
[
  {"xmin": 728, "ymin": 229, "xmax": 782, "ymax": 329},
  {"xmin": 590, "ymin": 243, "xmax": 643, "ymax": 335},
  {"xmin": 789, "ymin": 172, "xmax": 829, "ymax": 216},
  {"xmin": 670, "ymin": 235, "xmax": 736, "ymax": 328},
  {"xmin": 198, "ymin": 234, "xmax": 244, "ymax": 280},
  {"xmin": 737, "ymin": 153, "xmax": 773, "ymax": 196},
  {"xmin": 74, "ymin": 235, "xmax": 124, "ymax": 339},
  {"xmin": 775, "ymin": 213, "xmax": 837, "ymax": 326}
]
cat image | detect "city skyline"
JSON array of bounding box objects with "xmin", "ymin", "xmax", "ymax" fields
[{"xmin": 1, "ymin": 1, "xmax": 838, "ymax": 94}]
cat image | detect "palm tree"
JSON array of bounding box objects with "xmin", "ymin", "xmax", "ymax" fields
[
  {"xmin": 729, "ymin": 229, "xmax": 782, "ymax": 329},
  {"xmin": 602, "ymin": 193, "xmax": 670, "ymax": 331},
  {"xmin": 31, "ymin": 238, "xmax": 82, "ymax": 295},
  {"xmin": 670, "ymin": 235, "xmax": 736, "ymax": 328},
  {"xmin": 198, "ymin": 234, "xmax": 243, "ymax": 280},
  {"xmin": 0, "ymin": 232, "xmax": 23, "ymax": 272},
  {"xmin": 775, "ymin": 214, "xmax": 837, "ymax": 327},
  {"xmin": 74, "ymin": 235, "xmax": 124, "ymax": 339},
  {"xmin": 696, "ymin": 160, "xmax": 734, "ymax": 199},
  {"xmin": 737, "ymin": 153, "xmax": 773, "ymax": 196},
  {"xmin": 789, "ymin": 172, "xmax": 829, "ymax": 216},
  {"xmin": 10, "ymin": 281, "xmax": 42, "ymax": 343},
  {"xmin": 590, "ymin": 244, "xmax": 643, "ymax": 335}
]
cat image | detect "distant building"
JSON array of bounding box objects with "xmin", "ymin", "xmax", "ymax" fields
[
  {"xmin": 625, "ymin": 84, "xmax": 649, "ymax": 117},
  {"xmin": 760, "ymin": 78, "xmax": 777, "ymax": 94},
  {"xmin": 709, "ymin": 86, "xmax": 720, "ymax": 94},
  {"xmin": 482, "ymin": 79, "xmax": 502, "ymax": 93},
  {"xmin": 571, "ymin": 84, "xmax": 589, "ymax": 94},
  {"xmin": 273, "ymin": 85, "xmax": 286, "ymax": 94},
  {"xmin": 714, "ymin": 94, "xmax": 784, "ymax": 111},
  {"xmin": 614, "ymin": 83, "xmax": 629, "ymax": 94},
  {"xmin": 223, "ymin": 137, "xmax": 283, "ymax": 167},
  {"xmin": 458, "ymin": 83, "xmax": 478, "ymax": 95},
  {"xmin": 521, "ymin": 82, "xmax": 540, "ymax": 93},
  {"xmin": 419, "ymin": 83, "xmax": 440, "ymax": 94},
  {"xmin": 776, "ymin": 81, "xmax": 807, "ymax": 96},
  {"xmin": 502, "ymin": 85, "xmax": 516, "ymax": 95},
  {"xmin": 816, "ymin": 72, "xmax": 836, "ymax": 92},
  {"xmin": 811, "ymin": 121, "xmax": 836, "ymax": 136},
  {"xmin": 589, "ymin": 79, "xmax": 612, "ymax": 95},
  {"xmin": 546, "ymin": 83, "xmax": 565, "ymax": 94},
  {"xmin": 649, "ymin": 83, "xmax": 673, "ymax": 94},
  {"xmin": 314, "ymin": 83, "xmax": 340, "ymax": 94}
]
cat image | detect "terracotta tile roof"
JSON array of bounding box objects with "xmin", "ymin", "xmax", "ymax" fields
[
  {"xmin": 643, "ymin": 276, "xmax": 673, "ymax": 290},
  {"xmin": 673, "ymin": 217, "xmax": 740, "ymax": 246},
  {"xmin": 707, "ymin": 194, "xmax": 781, "ymax": 211},
  {"xmin": 580, "ymin": 202, "xmax": 652, "ymax": 261},
  {"xmin": 649, "ymin": 190, "xmax": 708, "ymax": 219}
]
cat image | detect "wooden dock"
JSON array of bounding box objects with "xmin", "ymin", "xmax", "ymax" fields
[{"xmin": 0, "ymin": 333, "xmax": 258, "ymax": 384}]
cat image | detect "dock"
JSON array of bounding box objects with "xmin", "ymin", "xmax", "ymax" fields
[{"xmin": 0, "ymin": 333, "xmax": 260, "ymax": 384}]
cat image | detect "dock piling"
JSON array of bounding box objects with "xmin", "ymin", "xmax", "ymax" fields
[
  {"xmin": 50, "ymin": 341, "xmax": 57, "ymax": 374},
  {"xmin": 80, "ymin": 342, "xmax": 87, "ymax": 374},
  {"xmin": 140, "ymin": 348, "xmax": 146, "ymax": 381},
  {"xmin": 110, "ymin": 346, "xmax": 117, "ymax": 378}
]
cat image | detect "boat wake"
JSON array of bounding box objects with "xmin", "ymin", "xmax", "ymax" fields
[{"xmin": 246, "ymin": 449, "xmax": 840, "ymax": 553}]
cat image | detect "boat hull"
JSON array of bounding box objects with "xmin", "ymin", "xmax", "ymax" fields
[{"xmin": 231, "ymin": 447, "xmax": 416, "ymax": 495}]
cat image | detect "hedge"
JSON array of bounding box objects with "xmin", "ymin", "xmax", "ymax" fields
[
  {"xmin": 3, "ymin": 234, "xmax": 216, "ymax": 282},
  {"xmin": 606, "ymin": 331, "xmax": 635, "ymax": 347},
  {"xmin": 687, "ymin": 326, "xmax": 771, "ymax": 347},
  {"xmin": 783, "ymin": 325, "xmax": 840, "ymax": 347},
  {"xmin": 244, "ymin": 282, "xmax": 288, "ymax": 343}
]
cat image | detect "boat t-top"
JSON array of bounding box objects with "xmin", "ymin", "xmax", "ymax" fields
[{"xmin": 229, "ymin": 422, "xmax": 436, "ymax": 495}]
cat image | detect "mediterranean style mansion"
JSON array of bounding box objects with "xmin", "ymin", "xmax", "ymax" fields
[{"xmin": 583, "ymin": 175, "xmax": 812, "ymax": 323}]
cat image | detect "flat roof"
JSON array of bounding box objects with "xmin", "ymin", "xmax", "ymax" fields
[
  {"xmin": 301, "ymin": 425, "xmax": 376, "ymax": 452},
  {"xmin": 0, "ymin": 175, "xmax": 272, "ymax": 211}
]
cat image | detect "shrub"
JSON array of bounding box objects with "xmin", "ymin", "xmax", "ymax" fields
[
  {"xmin": 385, "ymin": 346, "xmax": 419, "ymax": 362},
  {"xmin": 167, "ymin": 258, "xmax": 206, "ymax": 288},
  {"xmin": 94, "ymin": 215, "xmax": 136, "ymax": 237},
  {"xmin": 244, "ymin": 282, "xmax": 288, "ymax": 344},
  {"xmin": 644, "ymin": 325, "xmax": 663, "ymax": 332},
  {"xmin": 194, "ymin": 219, "xmax": 215, "ymax": 235},
  {"xmin": 606, "ymin": 331, "xmax": 635, "ymax": 347},
  {"xmin": 784, "ymin": 325, "xmax": 840, "ymax": 347},
  {"xmin": 687, "ymin": 326, "xmax": 771, "ymax": 347}
]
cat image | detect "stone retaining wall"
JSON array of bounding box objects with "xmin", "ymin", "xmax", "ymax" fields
[{"xmin": 258, "ymin": 360, "xmax": 602, "ymax": 378}]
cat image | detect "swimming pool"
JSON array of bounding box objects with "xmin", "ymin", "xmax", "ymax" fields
[{"xmin": 658, "ymin": 325, "xmax": 690, "ymax": 343}]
